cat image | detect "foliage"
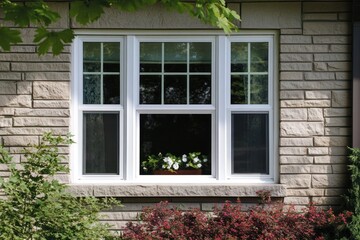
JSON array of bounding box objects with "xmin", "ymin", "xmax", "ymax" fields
[
  {"xmin": 0, "ymin": 132, "xmax": 121, "ymax": 239},
  {"xmin": 141, "ymin": 152, "xmax": 208, "ymax": 173},
  {"xmin": 122, "ymin": 195, "xmax": 351, "ymax": 240},
  {"xmin": 345, "ymin": 147, "xmax": 360, "ymax": 239},
  {"xmin": 0, "ymin": 0, "xmax": 240, "ymax": 55}
]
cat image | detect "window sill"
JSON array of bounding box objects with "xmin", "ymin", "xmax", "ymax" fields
[{"xmin": 68, "ymin": 183, "xmax": 286, "ymax": 198}]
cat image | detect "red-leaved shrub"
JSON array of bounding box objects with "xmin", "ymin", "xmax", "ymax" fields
[{"xmin": 122, "ymin": 197, "xmax": 351, "ymax": 240}]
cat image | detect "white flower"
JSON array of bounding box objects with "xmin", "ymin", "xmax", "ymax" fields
[
  {"xmin": 197, "ymin": 163, "xmax": 202, "ymax": 168},
  {"xmin": 182, "ymin": 154, "xmax": 187, "ymax": 162},
  {"xmin": 186, "ymin": 164, "xmax": 189, "ymax": 167},
  {"xmin": 143, "ymin": 167, "xmax": 147, "ymax": 170},
  {"xmin": 203, "ymin": 158, "xmax": 208, "ymax": 163},
  {"xmin": 193, "ymin": 157, "xmax": 200, "ymax": 163},
  {"xmin": 162, "ymin": 165, "xmax": 166, "ymax": 169},
  {"xmin": 173, "ymin": 162, "xmax": 179, "ymax": 170},
  {"xmin": 163, "ymin": 157, "xmax": 170, "ymax": 163}
]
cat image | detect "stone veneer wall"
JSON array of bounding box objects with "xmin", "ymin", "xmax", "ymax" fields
[{"xmin": 0, "ymin": 0, "xmax": 352, "ymax": 231}]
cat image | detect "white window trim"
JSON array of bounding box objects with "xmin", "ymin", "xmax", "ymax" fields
[{"xmin": 70, "ymin": 31, "xmax": 278, "ymax": 184}]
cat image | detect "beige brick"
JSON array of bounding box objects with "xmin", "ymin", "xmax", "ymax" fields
[
  {"xmin": 279, "ymin": 147, "xmax": 307, "ymax": 155},
  {"xmin": 280, "ymin": 91, "xmax": 304, "ymax": 100},
  {"xmin": 332, "ymin": 165, "xmax": 347, "ymax": 173},
  {"xmin": 329, "ymin": 45, "xmax": 351, "ymax": 53},
  {"xmin": 100, "ymin": 212, "xmax": 139, "ymax": 221},
  {"xmin": 33, "ymin": 82, "xmax": 69, "ymax": 100},
  {"xmin": 280, "ymin": 29, "xmax": 302, "ymax": 35},
  {"xmin": 280, "ymin": 54, "xmax": 313, "ymax": 62},
  {"xmin": 9, "ymin": 46, "xmax": 36, "ymax": 53},
  {"xmin": 305, "ymin": 91, "xmax": 331, "ymax": 99},
  {"xmin": 314, "ymin": 53, "xmax": 351, "ymax": 62},
  {"xmin": 303, "ymin": 22, "xmax": 350, "ymax": 35},
  {"xmin": 280, "ymin": 122, "xmax": 324, "ymax": 137},
  {"xmin": 13, "ymin": 117, "xmax": 69, "ymax": 127},
  {"xmin": 304, "ymin": 100, "xmax": 331, "ymax": 107},
  {"xmin": 312, "ymin": 174, "xmax": 347, "ymax": 188},
  {"xmin": 281, "ymin": 165, "xmax": 310, "ymax": 174},
  {"xmin": 0, "ymin": 108, "xmax": 14, "ymax": 115},
  {"xmin": 280, "ymin": 63, "xmax": 312, "ymax": 71},
  {"xmin": 0, "ymin": 53, "xmax": 69, "ymax": 62},
  {"xmin": 325, "ymin": 127, "xmax": 351, "ymax": 136},
  {"xmin": 280, "ymin": 174, "xmax": 311, "ymax": 188},
  {"xmin": 308, "ymin": 147, "xmax": 328, "ymax": 155},
  {"xmin": 17, "ymin": 82, "xmax": 32, "ymax": 94},
  {"xmin": 14, "ymin": 109, "xmax": 70, "ymax": 117},
  {"xmin": 339, "ymin": 13, "xmax": 351, "ymax": 21},
  {"xmin": 280, "ymin": 138, "xmax": 313, "ymax": 146},
  {"xmin": 0, "ymin": 117, "xmax": 12, "ymax": 127},
  {"xmin": 280, "ymin": 108, "xmax": 307, "ymax": 121},
  {"xmin": 303, "ymin": 2, "xmax": 351, "ymax": 13},
  {"xmin": 286, "ymin": 189, "xmax": 324, "ymax": 197},
  {"xmin": 314, "ymin": 137, "xmax": 349, "ymax": 147},
  {"xmin": 284, "ymin": 197, "xmax": 310, "ymax": 205},
  {"xmin": 325, "ymin": 189, "xmax": 346, "ymax": 196},
  {"xmin": 0, "ymin": 127, "xmax": 69, "ymax": 136},
  {"xmin": 329, "ymin": 147, "xmax": 347, "ymax": 156},
  {"xmin": 280, "ymin": 35, "xmax": 312, "ymax": 44},
  {"xmin": 332, "ymin": 90, "xmax": 350, "ymax": 107},
  {"xmin": 0, "ymin": 62, "xmax": 10, "ymax": 71},
  {"xmin": 325, "ymin": 117, "xmax": 351, "ymax": 127},
  {"xmin": 3, "ymin": 136, "xmax": 39, "ymax": 146},
  {"xmin": 280, "ymin": 72, "xmax": 303, "ymax": 80},
  {"xmin": 11, "ymin": 63, "xmax": 70, "ymax": 72},
  {"xmin": 280, "ymin": 81, "xmax": 349, "ymax": 90},
  {"xmin": 33, "ymin": 100, "xmax": 70, "ymax": 108},
  {"xmin": 335, "ymin": 72, "xmax": 351, "ymax": 80},
  {"xmin": 0, "ymin": 81, "xmax": 16, "ymax": 94},
  {"xmin": 281, "ymin": 44, "xmax": 329, "ymax": 53},
  {"xmin": 280, "ymin": 156, "xmax": 313, "ymax": 164},
  {"xmin": 312, "ymin": 197, "xmax": 343, "ymax": 205},
  {"xmin": 45, "ymin": 2, "xmax": 70, "ymax": 28},
  {"xmin": 313, "ymin": 36, "xmax": 350, "ymax": 44},
  {"xmin": 324, "ymin": 108, "xmax": 351, "ymax": 117},
  {"xmin": 314, "ymin": 156, "xmax": 347, "ymax": 164},
  {"xmin": 304, "ymin": 72, "xmax": 335, "ymax": 81},
  {"xmin": 25, "ymin": 72, "xmax": 70, "ymax": 81},
  {"xmin": 0, "ymin": 72, "xmax": 21, "ymax": 80},
  {"xmin": 0, "ymin": 95, "xmax": 31, "ymax": 107},
  {"xmin": 308, "ymin": 108, "xmax": 323, "ymax": 121},
  {"xmin": 327, "ymin": 62, "xmax": 351, "ymax": 71},
  {"xmin": 314, "ymin": 62, "xmax": 328, "ymax": 71},
  {"xmin": 280, "ymin": 100, "xmax": 305, "ymax": 107},
  {"xmin": 303, "ymin": 13, "xmax": 337, "ymax": 21},
  {"xmin": 311, "ymin": 165, "xmax": 332, "ymax": 174}
]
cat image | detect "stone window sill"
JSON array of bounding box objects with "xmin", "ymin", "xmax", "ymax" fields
[{"xmin": 68, "ymin": 184, "xmax": 286, "ymax": 198}]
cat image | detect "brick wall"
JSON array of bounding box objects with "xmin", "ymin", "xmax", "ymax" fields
[{"xmin": 0, "ymin": 0, "xmax": 353, "ymax": 231}]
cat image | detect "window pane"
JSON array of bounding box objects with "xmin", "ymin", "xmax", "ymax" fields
[
  {"xmin": 103, "ymin": 42, "xmax": 120, "ymax": 72},
  {"xmin": 250, "ymin": 75, "xmax": 268, "ymax": 104},
  {"xmin": 103, "ymin": 75, "xmax": 120, "ymax": 104},
  {"xmin": 190, "ymin": 75, "xmax": 211, "ymax": 104},
  {"xmin": 83, "ymin": 75, "xmax": 101, "ymax": 104},
  {"xmin": 189, "ymin": 42, "xmax": 211, "ymax": 72},
  {"xmin": 164, "ymin": 42, "xmax": 187, "ymax": 72},
  {"xmin": 232, "ymin": 113, "xmax": 269, "ymax": 174},
  {"xmin": 251, "ymin": 42, "xmax": 268, "ymax": 72},
  {"xmin": 140, "ymin": 114, "xmax": 211, "ymax": 175},
  {"xmin": 83, "ymin": 113, "xmax": 119, "ymax": 174},
  {"xmin": 140, "ymin": 43, "xmax": 162, "ymax": 72},
  {"xmin": 140, "ymin": 75, "xmax": 161, "ymax": 104},
  {"xmin": 164, "ymin": 75, "xmax": 187, "ymax": 104},
  {"xmin": 231, "ymin": 42, "xmax": 248, "ymax": 72},
  {"xmin": 231, "ymin": 75, "xmax": 248, "ymax": 104},
  {"xmin": 83, "ymin": 42, "xmax": 101, "ymax": 72}
]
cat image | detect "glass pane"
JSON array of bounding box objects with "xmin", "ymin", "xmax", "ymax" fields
[
  {"xmin": 103, "ymin": 75, "xmax": 120, "ymax": 104},
  {"xmin": 250, "ymin": 75, "xmax": 268, "ymax": 104},
  {"xmin": 164, "ymin": 75, "xmax": 187, "ymax": 104},
  {"xmin": 103, "ymin": 42, "xmax": 120, "ymax": 72},
  {"xmin": 164, "ymin": 42, "xmax": 187, "ymax": 72},
  {"xmin": 231, "ymin": 75, "xmax": 248, "ymax": 104},
  {"xmin": 140, "ymin": 75, "xmax": 161, "ymax": 104},
  {"xmin": 83, "ymin": 75, "xmax": 101, "ymax": 104},
  {"xmin": 83, "ymin": 42, "xmax": 101, "ymax": 72},
  {"xmin": 140, "ymin": 43, "xmax": 162, "ymax": 72},
  {"xmin": 189, "ymin": 75, "xmax": 211, "ymax": 104},
  {"xmin": 231, "ymin": 42, "xmax": 248, "ymax": 72},
  {"xmin": 251, "ymin": 42, "xmax": 268, "ymax": 72},
  {"xmin": 83, "ymin": 113, "xmax": 119, "ymax": 174},
  {"xmin": 232, "ymin": 113, "xmax": 269, "ymax": 174},
  {"xmin": 140, "ymin": 114, "xmax": 211, "ymax": 175},
  {"xmin": 189, "ymin": 42, "xmax": 211, "ymax": 72}
]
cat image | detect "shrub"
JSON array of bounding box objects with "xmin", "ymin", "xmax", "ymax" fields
[
  {"xmin": 0, "ymin": 133, "xmax": 120, "ymax": 239},
  {"xmin": 122, "ymin": 197, "xmax": 351, "ymax": 240}
]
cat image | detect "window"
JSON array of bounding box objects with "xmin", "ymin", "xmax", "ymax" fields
[{"xmin": 71, "ymin": 33, "xmax": 276, "ymax": 183}]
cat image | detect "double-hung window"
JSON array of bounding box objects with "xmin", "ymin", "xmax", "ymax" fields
[{"xmin": 71, "ymin": 33, "xmax": 276, "ymax": 183}]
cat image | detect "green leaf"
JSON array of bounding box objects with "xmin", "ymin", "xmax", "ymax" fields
[
  {"xmin": 0, "ymin": 27, "xmax": 22, "ymax": 51},
  {"xmin": 70, "ymin": 0, "xmax": 109, "ymax": 25},
  {"xmin": 34, "ymin": 28, "xmax": 74, "ymax": 55}
]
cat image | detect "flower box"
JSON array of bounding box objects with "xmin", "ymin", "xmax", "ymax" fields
[{"xmin": 153, "ymin": 169, "xmax": 202, "ymax": 175}]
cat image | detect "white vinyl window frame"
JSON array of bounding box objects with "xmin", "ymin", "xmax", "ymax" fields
[{"xmin": 71, "ymin": 32, "xmax": 278, "ymax": 184}]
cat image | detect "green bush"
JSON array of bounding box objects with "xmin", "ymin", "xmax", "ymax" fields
[{"xmin": 0, "ymin": 133, "xmax": 120, "ymax": 239}]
